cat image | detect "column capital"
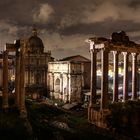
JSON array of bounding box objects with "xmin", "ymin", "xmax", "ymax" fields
[
  {"xmin": 122, "ymin": 52, "xmax": 129, "ymax": 56},
  {"xmin": 90, "ymin": 49, "xmax": 97, "ymax": 53},
  {"xmin": 101, "ymin": 47, "xmax": 110, "ymax": 53},
  {"xmin": 89, "ymin": 41, "xmax": 95, "ymax": 50},
  {"xmin": 3, "ymin": 49, "xmax": 8, "ymax": 52},
  {"xmin": 112, "ymin": 51, "xmax": 119, "ymax": 55},
  {"xmin": 131, "ymin": 52, "xmax": 137, "ymax": 57}
]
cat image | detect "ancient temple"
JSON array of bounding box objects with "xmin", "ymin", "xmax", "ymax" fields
[{"xmin": 86, "ymin": 31, "xmax": 140, "ymax": 128}]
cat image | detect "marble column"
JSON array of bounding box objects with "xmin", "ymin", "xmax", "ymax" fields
[
  {"xmin": 45, "ymin": 70, "xmax": 47, "ymax": 86},
  {"xmin": 60, "ymin": 74, "xmax": 63, "ymax": 99},
  {"xmin": 15, "ymin": 49, "xmax": 20, "ymax": 108},
  {"xmin": 131, "ymin": 53, "xmax": 137, "ymax": 100},
  {"xmin": 45, "ymin": 56, "xmax": 47, "ymax": 86},
  {"xmin": 19, "ymin": 44, "xmax": 26, "ymax": 115},
  {"xmin": 101, "ymin": 49, "xmax": 109, "ymax": 110},
  {"xmin": 113, "ymin": 51, "xmax": 119, "ymax": 102},
  {"xmin": 45, "ymin": 66, "xmax": 47, "ymax": 86},
  {"xmin": 28, "ymin": 53, "xmax": 30, "ymax": 85},
  {"xmin": 52, "ymin": 73, "xmax": 54, "ymax": 92},
  {"xmin": 122, "ymin": 52, "xmax": 129, "ymax": 102},
  {"xmin": 68, "ymin": 75, "xmax": 71, "ymax": 102},
  {"xmin": 51, "ymin": 73, "xmax": 54, "ymax": 98},
  {"xmin": 88, "ymin": 47, "xmax": 97, "ymax": 122},
  {"xmin": 2, "ymin": 50, "xmax": 9, "ymax": 109},
  {"xmin": 89, "ymin": 49, "xmax": 97, "ymax": 107},
  {"xmin": 67, "ymin": 74, "xmax": 69, "ymax": 102}
]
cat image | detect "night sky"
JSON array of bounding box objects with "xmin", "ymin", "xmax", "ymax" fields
[{"xmin": 0, "ymin": 0, "xmax": 140, "ymax": 59}]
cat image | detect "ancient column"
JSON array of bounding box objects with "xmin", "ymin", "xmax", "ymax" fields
[
  {"xmin": 45, "ymin": 70, "xmax": 47, "ymax": 86},
  {"xmin": 131, "ymin": 53, "xmax": 137, "ymax": 100},
  {"xmin": 101, "ymin": 49, "xmax": 109, "ymax": 110},
  {"xmin": 51, "ymin": 73, "xmax": 54, "ymax": 98},
  {"xmin": 89, "ymin": 48, "xmax": 97, "ymax": 106},
  {"xmin": 112, "ymin": 51, "xmax": 119, "ymax": 102},
  {"xmin": 67, "ymin": 74, "xmax": 69, "ymax": 102},
  {"xmin": 122, "ymin": 52, "xmax": 129, "ymax": 102},
  {"xmin": 19, "ymin": 42, "xmax": 26, "ymax": 116},
  {"xmin": 52, "ymin": 73, "xmax": 54, "ymax": 92},
  {"xmin": 2, "ymin": 50, "xmax": 9, "ymax": 110},
  {"xmin": 88, "ymin": 44, "xmax": 97, "ymax": 122},
  {"xmin": 47, "ymin": 74, "xmax": 50, "ymax": 91},
  {"xmin": 28, "ymin": 53, "xmax": 30, "ymax": 85},
  {"xmin": 45, "ymin": 56, "xmax": 47, "ymax": 86},
  {"xmin": 68, "ymin": 75, "xmax": 71, "ymax": 102},
  {"xmin": 67, "ymin": 62, "xmax": 71, "ymax": 102},
  {"xmin": 15, "ymin": 49, "xmax": 20, "ymax": 108},
  {"xmin": 81, "ymin": 64, "xmax": 84, "ymax": 88},
  {"xmin": 60, "ymin": 74, "xmax": 63, "ymax": 100}
]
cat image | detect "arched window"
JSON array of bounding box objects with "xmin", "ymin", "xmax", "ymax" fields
[{"xmin": 55, "ymin": 78, "xmax": 60, "ymax": 92}]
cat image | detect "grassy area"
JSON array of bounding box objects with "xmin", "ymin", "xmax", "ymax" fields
[
  {"xmin": 0, "ymin": 110, "xmax": 31, "ymax": 140},
  {"xmin": 108, "ymin": 100, "xmax": 140, "ymax": 137},
  {"xmin": 26, "ymin": 100, "xmax": 117, "ymax": 140},
  {"xmin": 1, "ymin": 97, "xmax": 138, "ymax": 140}
]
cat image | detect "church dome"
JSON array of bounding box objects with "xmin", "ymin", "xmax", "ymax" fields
[{"xmin": 27, "ymin": 28, "xmax": 44, "ymax": 53}]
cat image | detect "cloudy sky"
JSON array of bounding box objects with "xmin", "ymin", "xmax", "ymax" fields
[{"xmin": 0, "ymin": 0, "xmax": 140, "ymax": 59}]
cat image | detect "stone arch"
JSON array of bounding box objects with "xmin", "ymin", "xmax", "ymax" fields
[{"xmin": 54, "ymin": 78, "xmax": 60, "ymax": 92}]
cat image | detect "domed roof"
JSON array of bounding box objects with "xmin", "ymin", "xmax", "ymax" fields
[{"xmin": 27, "ymin": 28, "xmax": 44, "ymax": 53}]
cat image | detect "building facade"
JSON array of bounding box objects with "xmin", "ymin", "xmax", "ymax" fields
[
  {"xmin": 24, "ymin": 28, "xmax": 53, "ymax": 98},
  {"xmin": 0, "ymin": 29, "xmax": 90, "ymax": 103},
  {"xmin": 61, "ymin": 55, "xmax": 91, "ymax": 89},
  {"xmin": 0, "ymin": 28, "xmax": 53, "ymax": 99},
  {"xmin": 48, "ymin": 61, "xmax": 84, "ymax": 103}
]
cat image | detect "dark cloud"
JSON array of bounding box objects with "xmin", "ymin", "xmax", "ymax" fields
[{"xmin": 0, "ymin": 0, "xmax": 140, "ymax": 59}]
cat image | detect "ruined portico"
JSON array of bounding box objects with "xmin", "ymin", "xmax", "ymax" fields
[
  {"xmin": 86, "ymin": 31, "xmax": 140, "ymax": 128},
  {"xmin": 2, "ymin": 28, "xmax": 52, "ymax": 113},
  {"xmin": 2, "ymin": 40, "xmax": 27, "ymax": 115}
]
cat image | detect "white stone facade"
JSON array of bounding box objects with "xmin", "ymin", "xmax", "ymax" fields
[{"xmin": 48, "ymin": 61, "xmax": 84, "ymax": 103}]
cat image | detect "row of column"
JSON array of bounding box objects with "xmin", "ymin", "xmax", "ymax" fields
[
  {"xmin": 90, "ymin": 48, "xmax": 138, "ymax": 111},
  {"xmin": 2, "ymin": 51, "xmax": 9, "ymax": 109},
  {"xmin": 113, "ymin": 51, "xmax": 137, "ymax": 102},
  {"xmin": 89, "ymin": 48, "xmax": 109, "ymax": 111},
  {"xmin": 2, "ymin": 47, "xmax": 26, "ymax": 113}
]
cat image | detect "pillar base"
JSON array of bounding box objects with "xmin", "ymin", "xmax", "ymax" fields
[
  {"xmin": 2, "ymin": 104, "xmax": 9, "ymax": 112},
  {"xmin": 19, "ymin": 110, "xmax": 33, "ymax": 137},
  {"xmin": 20, "ymin": 109, "xmax": 27, "ymax": 119},
  {"xmin": 88, "ymin": 108, "xmax": 111, "ymax": 129},
  {"xmin": 88, "ymin": 104, "xmax": 99, "ymax": 122},
  {"xmin": 2, "ymin": 106, "xmax": 9, "ymax": 113}
]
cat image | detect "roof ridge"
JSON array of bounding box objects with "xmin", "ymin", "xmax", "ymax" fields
[{"xmin": 61, "ymin": 55, "xmax": 90, "ymax": 61}]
